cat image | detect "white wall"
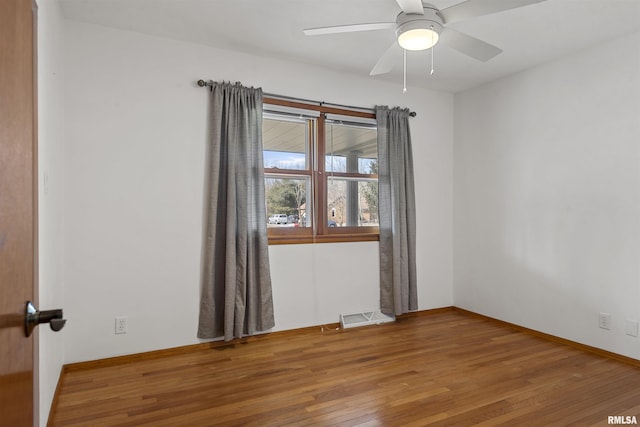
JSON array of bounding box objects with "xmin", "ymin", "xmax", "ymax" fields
[
  {"xmin": 38, "ymin": 0, "xmax": 66, "ymax": 425},
  {"xmin": 454, "ymin": 32, "xmax": 640, "ymax": 359},
  {"xmin": 62, "ymin": 21, "xmax": 454, "ymax": 363}
]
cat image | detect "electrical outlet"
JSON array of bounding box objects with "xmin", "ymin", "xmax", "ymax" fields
[
  {"xmin": 625, "ymin": 319, "xmax": 638, "ymax": 337},
  {"xmin": 598, "ymin": 312, "xmax": 611, "ymax": 330},
  {"xmin": 115, "ymin": 316, "xmax": 128, "ymax": 334}
]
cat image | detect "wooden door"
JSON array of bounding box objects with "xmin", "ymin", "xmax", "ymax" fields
[{"xmin": 0, "ymin": 0, "xmax": 38, "ymax": 425}]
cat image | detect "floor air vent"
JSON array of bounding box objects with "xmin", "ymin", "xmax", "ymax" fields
[{"xmin": 340, "ymin": 310, "xmax": 395, "ymax": 329}]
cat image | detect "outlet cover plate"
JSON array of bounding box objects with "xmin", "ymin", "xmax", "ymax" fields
[
  {"xmin": 115, "ymin": 316, "xmax": 128, "ymax": 334},
  {"xmin": 625, "ymin": 319, "xmax": 639, "ymax": 337},
  {"xmin": 599, "ymin": 312, "xmax": 611, "ymax": 330}
]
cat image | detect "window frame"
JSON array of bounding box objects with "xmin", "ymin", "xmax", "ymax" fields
[{"xmin": 263, "ymin": 97, "xmax": 379, "ymax": 245}]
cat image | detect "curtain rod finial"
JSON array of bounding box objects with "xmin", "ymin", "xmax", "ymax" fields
[{"xmin": 197, "ymin": 79, "xmax": 207, "ymax": 87}]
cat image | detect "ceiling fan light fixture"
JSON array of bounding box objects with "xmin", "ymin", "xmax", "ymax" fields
[
  {"xmin": 398, "ymin": 27, "xmax": 439, "ymax": 51},
  {"xmin": 395, "ymin": 6, "xmax": 443, "ymax": 52}
]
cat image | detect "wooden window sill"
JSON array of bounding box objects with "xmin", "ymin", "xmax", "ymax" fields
[{"xmin": 268, "ymin": 233, "xmax": 379, "ymax": 245}]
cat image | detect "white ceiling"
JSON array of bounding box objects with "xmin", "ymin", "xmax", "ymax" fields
[{"xmin": 59, "ymin": 0, "xmax": 640, "ymax": 93}]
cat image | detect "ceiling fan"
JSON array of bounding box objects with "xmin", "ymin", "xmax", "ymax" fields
[{"xmin": 304, "ymin": 0, "xmax": 547, "ymax": 77}]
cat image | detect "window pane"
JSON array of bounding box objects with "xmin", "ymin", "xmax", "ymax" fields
[
  {"xmin": 265, "ymin": 177, "xmax": 311, "ymax": 228},
  {"xmin": 325, "ymin": 122, "xmax": 377, "ymax": 174},
  {"xmin": 325, "ymin": 154, "xmax": 346, "ymax": 173},
  {"xmin": 263, "ymin": 118, "xmax": 308, "ymax": 170},
  {"xmin": 327, "ymin": 177, "xmax": 379, "ymax": 227}
]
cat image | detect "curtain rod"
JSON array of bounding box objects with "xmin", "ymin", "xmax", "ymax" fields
[{"xmin": 196, "ymin": 80, "xmax": 417, "ymax": 117}]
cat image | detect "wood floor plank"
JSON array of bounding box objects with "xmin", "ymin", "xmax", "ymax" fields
[{"xmin": 50, "ymin": 311, "xmax": 640, "ymax": 426}]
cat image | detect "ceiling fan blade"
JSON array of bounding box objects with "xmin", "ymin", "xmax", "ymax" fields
[
  {"xmin": 370, "ymin": 42, "xmax": 400, "ymax": 76},
  {"xmin": 439, "ymin": 28, "xmax": 502, "ymax": 62},
  {"xmin": 440, "ymin": 0, "xmax": 547, "ymax": 24},
  {"xmin": 304, "ymin": 22, "xmax": 394, "ymax": 36},
  {"xmin": 395, "ymin": 0, "xmax": 424, "ymax": 15}
]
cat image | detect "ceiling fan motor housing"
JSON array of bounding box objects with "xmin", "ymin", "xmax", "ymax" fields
[{"xmin": 396, "ymin": 4, "xmax": 444, "ymax": 51}]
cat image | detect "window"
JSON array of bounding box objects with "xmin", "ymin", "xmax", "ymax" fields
[
  {"xmin": 263, "ymin": 100, "xmax": 378, "ymax": 244},
  {"xmin": 325, "ymin": 119, "xmax": 378, "ymax": 228}
]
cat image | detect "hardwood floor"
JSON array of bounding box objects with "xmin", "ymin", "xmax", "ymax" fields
[{"xmin": 50, "ymin": 310, "xmax": 640, "ymax": 426}]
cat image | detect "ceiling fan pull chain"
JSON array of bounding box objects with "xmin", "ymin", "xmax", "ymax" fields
[
  {"xmin": 430, "ymin": 25, "xmax": 435, "ymax": 76},
  {"xmin": 403, "ymin": 49, "xmax": 407, "ymax": 93}
]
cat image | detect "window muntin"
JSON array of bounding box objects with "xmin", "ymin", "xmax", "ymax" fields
[{"xmin": 263, "ymin": 105, "xmax": 378, "ymax": 244}]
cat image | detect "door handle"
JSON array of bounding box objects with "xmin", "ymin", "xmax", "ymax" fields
[{"xmin": 25, "ymin": 301, "xmax": 66, "ymax": 337}]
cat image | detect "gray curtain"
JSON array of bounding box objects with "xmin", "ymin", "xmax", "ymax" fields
[
  {"xmin": 376, "ymin": 106, "xmax": 418, "ymax": 316},
  {"xmin": 198, "ymin": 82, "xmax": 275, "ymax": 341}
]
